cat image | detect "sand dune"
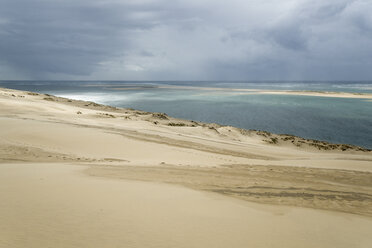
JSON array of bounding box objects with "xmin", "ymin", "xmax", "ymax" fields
[
  {"xmin": 1, "ymin": 163, "xmax": 372, "ymax": 248},
  {"xmin": 1, "ymin": 87, "xmax": 372, "ymax": 247}
]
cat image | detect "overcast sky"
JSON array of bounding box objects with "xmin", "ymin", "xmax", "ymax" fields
[{"xmin": 0, "ymin": 0, "xmax": 371, "ymax": 80}]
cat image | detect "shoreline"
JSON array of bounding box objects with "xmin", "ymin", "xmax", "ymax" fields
[
  {"xmin": 1, "ymin": 86, "xmax": 372, "ymax": 247},
  {"xmin": 1, "ymin": 87, "xmax": 372, "ymax": 207},
  {"xmin": 136, "ymin": 84, "xmax": 372, "ymax": 99},
  {"xmin": 1, "ymin": 86, "xmax": 370, "ymax": 151}
]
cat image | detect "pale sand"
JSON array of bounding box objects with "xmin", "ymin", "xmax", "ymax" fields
[
  {"xmin": 1, "ymin": 163, "xmax": 372, "ymax": 248},
  {"xmin": 257, "ymin": 90, "xmax": 372, "ymax": 99},
  {"xmin": 72, "ymin": 83, "xmax": 372, "ymax": 99},
  {"xmin": 157, "ymin": 85, "xmax": 372, "ymax": 99},
  {"xmin": 93, "ymin": 84, "xmax": 372, "ymax": 99},
  {"xmin": 1, "ymin": 87, "xmax": 372, "ymax": 247}
]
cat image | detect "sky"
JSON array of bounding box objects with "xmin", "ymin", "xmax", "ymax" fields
[{"xmin": 0, "ymin": 0, "xmax": 371, "ymax": 81}]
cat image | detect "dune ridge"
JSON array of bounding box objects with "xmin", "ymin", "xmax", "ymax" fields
[
  {"xmin": 1, "ymin": 87, "xmax": 372, "ymax": 247},
  {"xmin": 1, "ymin": 87, "xmax": 372, "ymax": 213}
]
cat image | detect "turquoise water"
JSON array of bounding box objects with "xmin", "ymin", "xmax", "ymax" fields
[{"xmin": 1, "ymin": 81, "xmax": 371, "ymax": 149}]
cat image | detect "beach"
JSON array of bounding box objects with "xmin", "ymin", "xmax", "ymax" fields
[
  {"xmin": 157, "ymin": 85, "xmax": 372, "ymax": 99},
  {"xmin": 2, "ymin": 81, "xmax": 372, "ymax": 149},
  {"xmin": 1, "ymin": 87, "xmax": 372, "ymax": 247}
]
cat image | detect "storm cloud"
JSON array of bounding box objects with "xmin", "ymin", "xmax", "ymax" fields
[{"xmin": 0, "ymin": 0, "xmax": 371, "ymax": 80}]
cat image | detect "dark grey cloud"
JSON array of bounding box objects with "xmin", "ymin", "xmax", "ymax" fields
[
  {"xmin": 0, "ymin": 0, "xmax": 371, "ymax": 80},
  {"xmin": 0, "ymin": 0, "xmax": 159, "ymax": 78}
]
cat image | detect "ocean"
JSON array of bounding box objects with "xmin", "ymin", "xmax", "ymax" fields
[{"xmin": 1, "ymin": 80, "xmax": 371, "ymax": 149}]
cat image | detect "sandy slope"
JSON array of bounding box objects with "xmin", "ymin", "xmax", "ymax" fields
[
  {"xmin": 1, "ymin": 87, "xmax": 372, "ymax": 247},
  {"xmin": 1, "ymin": 163, "xmax": 372, "ymax": 248}
]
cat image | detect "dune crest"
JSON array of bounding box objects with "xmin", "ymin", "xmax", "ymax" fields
[{"xmin": 1, "ymin": 87, "xmax": 372, "ymax": 247}]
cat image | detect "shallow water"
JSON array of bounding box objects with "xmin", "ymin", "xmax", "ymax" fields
[{"xmin": 1, "ymin": 80, "xmax": 371, "ymax": 148}]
